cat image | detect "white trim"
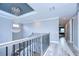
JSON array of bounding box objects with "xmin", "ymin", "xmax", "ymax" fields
[
  {"xmin": 73, "ymin": 44, "xmax": 79, "ymax": 52},
  {"xmin": 43, "ymin": 46, "xmax": 50, "ymax": 56},
  {"xmin": 18, "ymin": 11, "xmax": 37, "ymax": 18},
  {"xmin": 0, "ymin": 10, "xmax": 16, "ymax": 18},
  {"xmin": 0, "ymin": 15, "xmax": 11, "ymax": 20},
  {"xmin": 0, "ymin": 10, "xmax": 37, "ymax": 20},
  {"xmin": 24, "ymin": 17, "xmax": 59, "ymax": 24},
  {"xmin": 35, "ymin": 17, "xmax": 59, "ymax": 22}
]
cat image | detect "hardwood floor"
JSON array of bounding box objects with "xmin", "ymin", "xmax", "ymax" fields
[
  {"xmin": 44, "ymin": 43, "xmax": 69, "ymax": 56},
  {"xmin": 44, "ymin": 37, "xmax": 75, "ymax": 56},
  {"xmin": 67, "ymin": 42, "xmax": 79, "ymax": 56}
]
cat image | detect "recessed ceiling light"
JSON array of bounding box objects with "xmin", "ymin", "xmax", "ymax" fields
[
  {"xmin": 49, "ymin": 6, "xmax": 55, "ymax": 11},
  {"xmin": 52, "ymin": 6, "xmax": 55, "ymax": 10}
]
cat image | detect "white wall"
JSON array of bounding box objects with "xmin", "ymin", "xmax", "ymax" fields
[
  {"xmin": 78, "ymin": 12, "xmax": 79, "ymax": 48},
  {"xmin": 23, "ymin": 18, "xmax": 59, "ymax": 42},
  {"xmin": 0, "ymin": 16, "xmax": 12, "ymax": 56},
  {"xmin": 65, "ymin": 21, "xmax": 70, "ymax": 42},
  {"xmin": 72, "ymin": 15, "xmax": 78, "ymax": 48},
  {"xmin": 65, "ymin": 19, "xmax": 73, "ymax": 43},
  {"xmin": 67, "ymin": 12, "xmax": 79, "ymax": 50},
  {"xmin": 69, "ymin": 19, "xmax": 73, "ymax": 43},
  {"xmin": 12, "ymin": 24, "xmax": 23, "ymax": 40}
]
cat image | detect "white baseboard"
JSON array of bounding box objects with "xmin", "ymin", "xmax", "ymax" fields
[
  {"xmin": 43, "ymin": 46, "xmax": 50, "ymax": 56},
  {"xmin": 43, "ymin": 41, "xmax": 59, "ymax": 56},
  {"xmin": 50, "ymin": 41, "xmax": 59, "ymax": 44},
  {"xmin": 73, "ymin": 44, "xmax": 79, "ymax": 52}
]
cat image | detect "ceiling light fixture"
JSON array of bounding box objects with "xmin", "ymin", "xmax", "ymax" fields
[
  {"xmin": 12, "ymin": 23, "xmax": 21, "ymax": 33},
  {"xmin": 13, "ymin": 23, "xmax": 20, "ymax": 28},
  {"xmin": 11, "ymin": 7, "xmax": 21, "ymax": 16}
]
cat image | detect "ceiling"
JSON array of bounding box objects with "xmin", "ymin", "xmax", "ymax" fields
[
  {"xmin": 0, "ymin": 3, "xmax": 77, "ymax": 24},
  {"xmin": 59, "ymin": 17, "xmax": 70, "ymax": 27}
]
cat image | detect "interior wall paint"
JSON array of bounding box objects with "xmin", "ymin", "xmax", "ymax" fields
[
  {"xmin": 12, "ymin": 24, "xmax": 23, "ymax": 40},
  {"xmin": 65, "ymin": 21, "xmax": 70, "ymax": 42},
  {"xmin": 0, "ymin": 16, "xmax": 12, "ymax": 56},
  {"xmin": 78, "ymin": 12, "xmax": 79, "ymax": 48},
  {"xmin": 65, "ymin": 19, "xmax": 73, "ymax": 43},
  {"xmin": 72, "ymin": 14, "xmax": 78, "ymax": 48},
  {"xmin": 23, "ymin": 17, "xmax": 59, "ymax": 42},
  {"xmin": 69, "ymin": 19, "xmax": 73, "ymax": 43}
]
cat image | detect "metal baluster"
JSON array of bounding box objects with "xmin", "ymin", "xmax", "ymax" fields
[
  {"xmin": 48, "ymin": 34, "xmax": 50, "ymax": 45},
  {"xmin": 35, "ymin": 38, "xmax": 37, "ymax": 53},
  {"xmin": 34, "ymin": 38, "xmax": 36, "ymax": 55},
  {"xmin": 19, "ymin": 43, "xmax": 21, "ymax": 56},
  {"xmin": 40, "ymin": 37, "xmax": 41, "ymax": 55},
  {"xmin": 37, "ymin": 37, "xmax": 39, "ymax": 56},
  {"xmin": 33, "ymin": 38, "xmax": 38, "ymax": 56},
  {"xmin": 13, "ymin": 45, "xmax": 15, "ymax": 56},
  {"xmin": 32, "ymin": 39, "xmax": 33, "ymax": 56},
  {"xmin": 41, "ymin": 35, "xmax": 43, "ymax": 56},
  {"xmin": 31, "ymin": 40, "xmax": 32, "ymax": 56},
  {"xmin": 33, "ymin": 39, "xmax": 35, "ymax": 56},
  {"xmin": 38, "ymin": 37, "xmax": 40, "ymax": 56},
  {"xmin": 30, "ymin": 40, "xmax": 31, "ymax": 56},
  {"xmin": 27, "ymin": 41, "xmax": 28, "ymax": 56},
  {"xmin": 36, "ymin": 38, "xmax": 38, "ymax": 54},
  {"xmin": 23, "ymin": 42, "xmax": 25, "ymax": 56},
  {"xmin": 6, "ymin": 46, "xmax": 8, "ymax": 56}
]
